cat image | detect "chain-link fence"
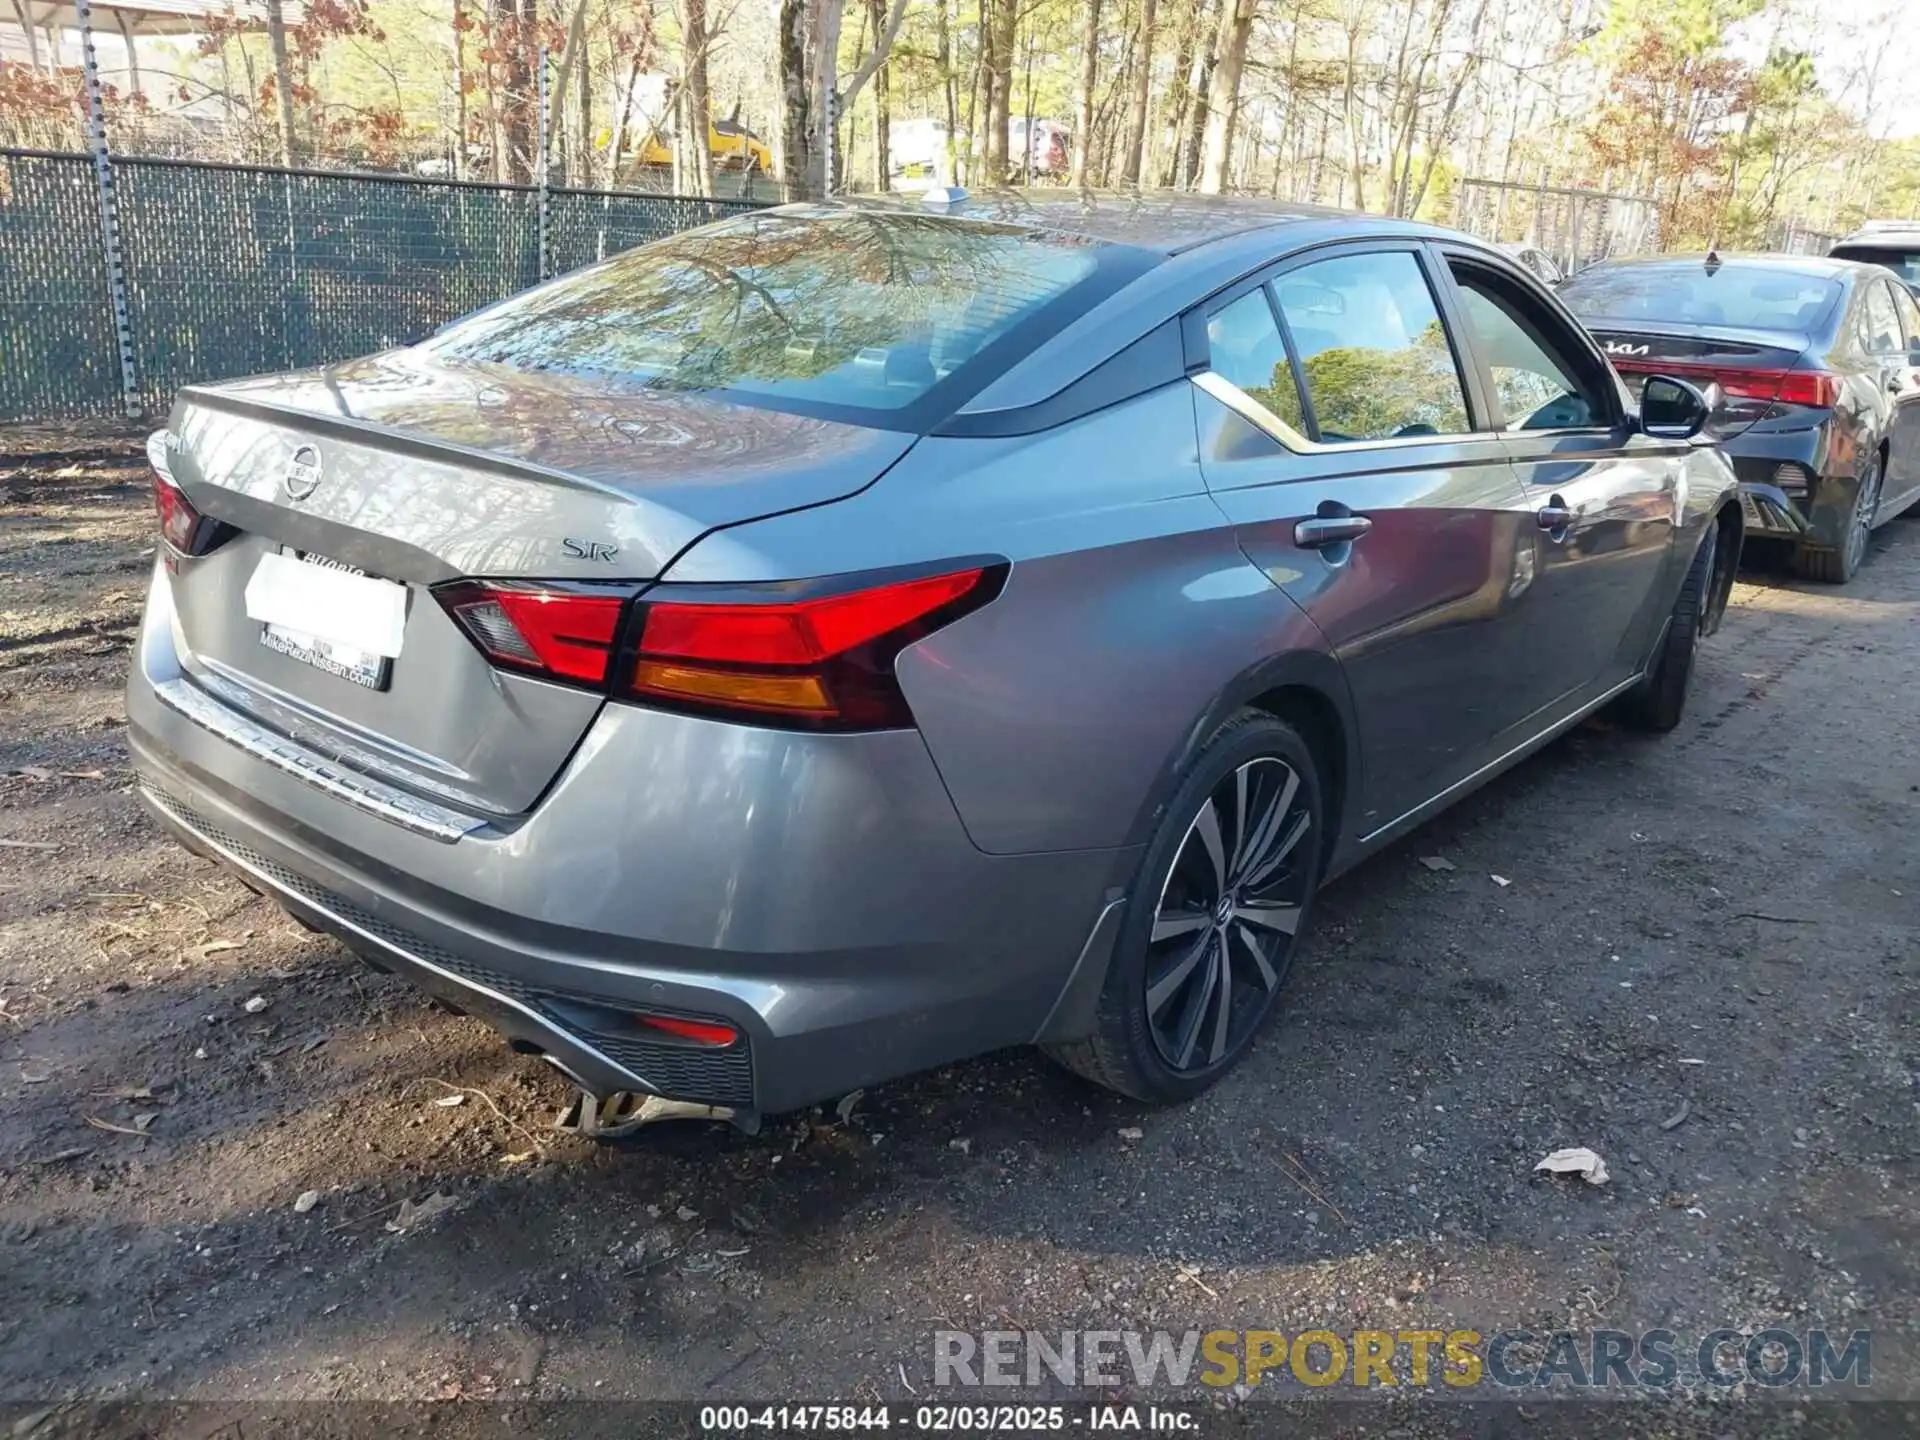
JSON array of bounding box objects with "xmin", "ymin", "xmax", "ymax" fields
[
  {"xmin": 1453, "ymin": 178, "xmax": 1661, "ymax": 276},
  {"xmin": 0, "ymin": 148, "xmax": 765, "ymax": 424}
]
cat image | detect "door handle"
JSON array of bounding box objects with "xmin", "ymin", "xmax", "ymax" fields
[
  {"xmin": 1294, "ymin": 515, "xmax": 1373, "ymax": 548},
  {"xmin": 1536, "ymin": 500, "xmax": 1574, "ymax": 532}
]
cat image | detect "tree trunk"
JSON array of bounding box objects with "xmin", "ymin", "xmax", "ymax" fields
[
  {"xmin": 1196, "ymin": 0, "xmax": 1252, "ymax": 194},
  {"xmin": 983, "ymin": 0, "xmax": 1016, "ymax": 180},
  {"xmin": 806, "ymin": 0, "xmax": 846, "ymax": 197},
  {"xmin": 1120, "ymin": 0, "xmax": 1156, "ymax": 185},
  {"xmin": 265, "ymin": 0, "xmax": 297, "ymax": 167},
  {"xmin": 778, "ymin": 0, "xmax": 811, "ymax": 196},
  {"xmin": 450, "ymin": 0, "xmax": 466, "ymax": 179},
  {"xmin": 494, "ymin": 0, "xmax": 536, "ymax": 183},
  {"xmin": 677, "ymin": 0, "xmax": 713, "ymax": 196},
  {"xmin": 1070, "ymin": 0, "xmax": 1102, "ymax": 187},
  {"xmin": 869, "ymin": 0, "xmax": 891, "ymax": 190},
  {"xmin": 1177, "ymin": 0, "xmax": 1217, "ymax": 189},
  {"xmin": 937, "ymin": 0, "xmax": 958, "ymax": 182}
]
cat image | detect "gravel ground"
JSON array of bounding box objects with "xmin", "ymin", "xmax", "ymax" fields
[{"xmin": 1, "ymin": 438, "xmax": 1915, "ymax": 1428}]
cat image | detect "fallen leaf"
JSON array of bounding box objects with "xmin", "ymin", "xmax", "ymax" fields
[
  {"xmin": 1490, "ymin": 874, "xmax": 1513, "ymax": 888},
  {"xmin": 675, "ymin": 1205, "xmax": 699, "ymax": 1222},
  {"xmin": 1417, "ymin": 855, "xmax": 1456, "ymax": 872},
  {"xmin": 500, "ymin": 1151, "xmax": 535, "ymax": 1165},
  {"xmin": 132, "ymin": 1112, "xmax": 159, "ymax": 1132},
  {"xmin": 948, "ymin": 1137, "xmax": 972, "ymax": 1156},
  {"xmin": 433, "ymin": 1093, "xmax": 466, "ymax": 1108},
  {"xmin": 19, "ymin": 1065, "xmax": 50, "ymax": 1085},
  {"xmin": 385, "ymin": 1191, "xmax": 457, "ymax": 1233},
  {"xmin": 834, "ymin": 1088, "xmax": 864, "ymax": 1125},
  {"xmin": 1534, "ymin": 1147, "xmax": 1609, "ymax": 1185},
  {"xmin": 293, "ymin": 1189, "xmax": 321, "ymax": 1214},
  {"xmin": 200, "ymin": 940, "xmax": 247, "ymax": 959},
  {"xmin": 1117, "ymin": 1126, "xmax": 1144, "ymax": 1142}
]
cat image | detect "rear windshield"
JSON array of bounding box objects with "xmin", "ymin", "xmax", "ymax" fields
[
  {"xmin": 1830, "ymin": 245, "xmax": 1920, "ymax": 287},
  {"xmin": 424, "ymin": 207, "xmax": 1138, "ymax": 428},
  {"xmin": 1559, "ymin": 263, "xmax": 1841, "ymax": 331}
]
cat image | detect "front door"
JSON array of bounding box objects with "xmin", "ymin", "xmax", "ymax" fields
[
  {"xmin": 1191, "ymin": 243, "xmax": 1545, "ymax": 837},
  {"xmin": 1439, "ymin": 250, "xmax": 1681, "ymax": 705},
  {"xmin": 1883, "ymin": 281, "xmax": 1920, "ymax": 517}
]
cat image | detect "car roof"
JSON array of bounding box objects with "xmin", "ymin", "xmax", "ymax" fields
[
  {"xmin": 1577, "ymin": 252, "xmax": 1869, "ymax": 280},
  {"xmin": 1834, "ymin": 226, "xmax": 1920, "ymax": 248},
  {"xmin": 822, "ymin": 189, "xmax": 1367, "ymax": 254}
]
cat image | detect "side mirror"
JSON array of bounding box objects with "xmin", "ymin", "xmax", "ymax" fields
[{"xmin": 1638, "ymin": 375, "xmax": 1713, "ymax": 441}]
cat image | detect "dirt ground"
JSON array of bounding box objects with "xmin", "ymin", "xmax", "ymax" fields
[{"xmin": 1, "ymin": 436, "xmax": 1915, "ymax": 1425}]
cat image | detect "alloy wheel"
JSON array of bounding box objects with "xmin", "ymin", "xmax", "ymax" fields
[
  {"xmin": 1845, "ymin": 461, "xmax": 1882, "ymax": 573},
  {"xmin": 1144, "ymin": 757, "xmax": 1313, "ymax": 1073}
]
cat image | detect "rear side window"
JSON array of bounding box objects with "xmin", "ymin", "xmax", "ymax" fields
[
  {"xmin": 1559, "ymin": 263, "xmax": 1839, "ymax": 331},
  {"xmin": 1206, "ymin": 289, "xmax": 1307, "ymax": 434},
  {"xmin": 424, "ymin": 208, "xmax": 1132, "ymax": 428},
  {"xmin": 1831, "ymin": 246, "xmax": 1920, "ymax": 288},
  {"xmin": 1862, "ymin": 281, "xmax": 1903, "ymax": 354},
  {"xmin": 1272, "ymin": 251, "xmax": 1471, "ymax": 443}
]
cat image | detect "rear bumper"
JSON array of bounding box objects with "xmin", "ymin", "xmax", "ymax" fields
[
  {"xmin": 1737, "ymin": 482, "xmax": 1813, "ymax": 538},
  {"xmin": 127, "ymin": 564, "xmax": 1130, "ymax": 1115}
]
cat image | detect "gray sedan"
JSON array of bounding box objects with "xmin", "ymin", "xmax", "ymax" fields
[{"xmin": 128, "ymin": 192, "xmax": 1741, "ymax": 1122}]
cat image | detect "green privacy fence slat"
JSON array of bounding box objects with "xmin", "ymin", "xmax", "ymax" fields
[{"xmin": 0, "ymin": 149, "xmax": 766, "ymax": 424}]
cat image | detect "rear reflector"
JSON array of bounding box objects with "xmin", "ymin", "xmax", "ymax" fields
[
  {"xmin": 436, "ymin": 581, "xmax": 628, "ymax": 684},
  {"xmin": 634, "ymin": 1013, "xmax": 738, "ymax": 1047},
  {"xmin": 626, "ymin": 566, "xmax": 1004, "ymax": 729}
]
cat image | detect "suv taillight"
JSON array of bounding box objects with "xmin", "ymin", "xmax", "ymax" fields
[{"xmin": 435, "ymin": 564, "xmax": 1005, "ymax": 732}]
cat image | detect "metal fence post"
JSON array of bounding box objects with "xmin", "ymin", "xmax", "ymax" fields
[
  {"xmin": 536, "ymin": 46, "xmax": 551, "ymax": 281},
  {"xmin": 74, "ymin": 0, "xmax": 141, "ymax": 419}
]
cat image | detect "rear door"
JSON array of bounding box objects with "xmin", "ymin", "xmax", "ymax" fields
[
  {"xmin": 1878, "ymin": 280, "xmax": 1920, "ymax": 511},
  {"xmin": 1438, "ymin": 249, "xmax": 1680, "ymax": 704},
  {"xmin": 1191, "ymin": 241, "xmax": 1544, "ymax": 835}
]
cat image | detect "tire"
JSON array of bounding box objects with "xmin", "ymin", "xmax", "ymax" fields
[
  {"xmin": 1045, "ymin": 710, "xmax": 1324, "ymax": 1104},
  {"xmin": 1619, "ymin": 523, "xmax": 1717, "ymax": 733},
  {"xmin": 1794, "ymin": 454, "xmax": 1883, "ymax": 585}
]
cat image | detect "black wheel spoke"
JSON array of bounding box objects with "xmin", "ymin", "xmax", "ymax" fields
[{"xmin": 1146, "ymin": 928, "xmax": 1211, "ymax": 1017}]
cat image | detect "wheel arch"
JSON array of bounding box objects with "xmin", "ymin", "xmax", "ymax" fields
[
  {"xmin": 1120, "ymin": 647, "xmax": 1361, "ymax": 878},
  {"xmin": 1705, "ymin": 497, "xmax": 1742, "ymax": 636}
]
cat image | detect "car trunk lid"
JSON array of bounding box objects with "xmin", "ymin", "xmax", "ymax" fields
[
  {"xmin": 1587, "ymin": 323, "xmax": 1818, "ymax": 437},
  {"xmin": 159, "ymin": 353, "xmax": 912, "ymax": 816}
]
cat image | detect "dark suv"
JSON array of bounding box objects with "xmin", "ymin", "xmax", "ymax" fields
[{"xmin": 1831, "ymin": 222, "xmax": 1920, "ymax": 297}]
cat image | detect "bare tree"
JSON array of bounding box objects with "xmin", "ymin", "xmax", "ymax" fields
[
  {"xmin": 1197, "ymin": 0, "xmax": 1255, "ymax": 193},
  {"xmin": 1120, "ymin": 0, "xmax": 1158, "ymax": 185},
  {"xmin": 1070, "ymin": 0, "xmax": 1103, "ymax": 187}
]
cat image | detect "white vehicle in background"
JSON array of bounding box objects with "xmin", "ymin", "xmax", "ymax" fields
[{"xmin": 890, "ymin": 118, "xmax": 962, "ymax": 190}]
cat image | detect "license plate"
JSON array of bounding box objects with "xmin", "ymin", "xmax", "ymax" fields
[{"xmin": 244, "ymin": 549, "xmax": 408, "ymax": 691}]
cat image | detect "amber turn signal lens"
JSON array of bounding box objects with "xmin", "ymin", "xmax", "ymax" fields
[{"xmin": 630, "ymin": 661, "xmax": 835, "ymax": 715}]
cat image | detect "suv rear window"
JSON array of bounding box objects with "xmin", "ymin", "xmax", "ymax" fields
[
  {"xmin": 1559, "ymin": 263, "xmax": 1841, "ymax": 331},
  {"xmin": 1830, "ymin": 245, "xmax": 1920, "ymax": 289},
  {"xmin": 424, "ymin": 207, "xmax": 1139, "ymax": 429}
]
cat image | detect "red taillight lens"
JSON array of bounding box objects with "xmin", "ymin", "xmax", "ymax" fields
[
  {"xmin": 152, "ymin": 471, "xmax": 202, "ymax": 552},
  {"xmin": 1613, "ymin": 361, "xmax": 1838, "ymax": 409},
  {"xmin": 436, "ymin": 581, "xmax": 629, "ymax": 685},
  {"xmin": 628, "ymin": 565, "xmax": 1003, "ymax": 729},
  {"xmin": 634, "ymin": 1013, "xmax": 738, "ymax": 1047}
]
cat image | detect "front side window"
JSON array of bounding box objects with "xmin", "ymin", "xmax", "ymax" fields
[
  {"xmin": 1451, "ymin": 270, "xmax": 1605, "ymax": 430},
  {"xmin": 1271, "ymin": 252, "xmax": 1471, "ymax": 443},
  {"xmin": 424, "ymin": 208, "xmax": 1125, "ymax": 426},
  {"xmin": 1894, "ymin": 283, "xmax": 1920, "ymax": 348},
  {"xmin": 1206, "ymin": 288, "xmax": 1307, "ymax": 434}
]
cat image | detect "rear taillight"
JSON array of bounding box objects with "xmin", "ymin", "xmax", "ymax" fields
[
  {"xmin": 434, "ymin": 563, "xmax": 1005, "ymax": 730},
  {"xmin": 1614, "ymin": 361, "xmax": 1838, "ymax": 409},
  {"xmin": 148, "ymin": 430, "xmax": 228, "ymax": 557},
  {"xmin": 627, "ymin": 565, "xmax": 1004, "ymax": 730},
  {"xmin": 436, "ymin": 581, "xmax": 630, "ymax": 684}
]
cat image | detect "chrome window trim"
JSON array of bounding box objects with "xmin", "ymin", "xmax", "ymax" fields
[
  {"xmin": 1190, "ymin": 370, "xmax": 1493, "ymax": 456},
  {"xmin": 151, "ymin": 676, "xmax": 485, "ymax": 843}
]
